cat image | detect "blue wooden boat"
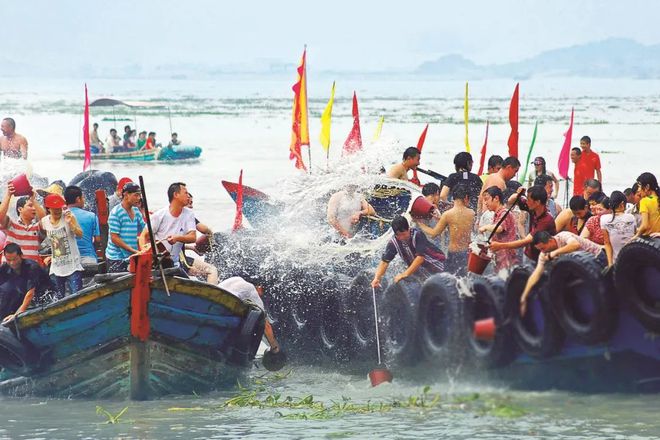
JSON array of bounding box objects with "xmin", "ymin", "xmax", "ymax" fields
[
  {"xmin": 62, "ymin": 145, "xmax": 202, "ymax": 162},
  {"xmin": 0, "ymin": 255, "xmax": 264, "ymax": 399}
]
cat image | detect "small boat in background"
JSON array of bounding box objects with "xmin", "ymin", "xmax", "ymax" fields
[{"xmin": 62, "ymin": 144, "xmax": 203, "ymax": 162}]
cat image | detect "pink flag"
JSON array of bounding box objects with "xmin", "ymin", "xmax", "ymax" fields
[
  {"xmin": 411, "ymin": 123, "xmax": 429, "ymax": 185},
  {"xmin": 477, "ymin": 121, "xmax": 489, "ymax": 176},
  {"xmin": 342, "ymin": 92, "xmax": 362, "ymax": 155},
  {"xmin": 82, "ymin": 84, "xmax": 91, "ymax": 171},
  {"xmin": 557, "ymin": 108, "xmax": 574, "ymax": 179},
  {"xmin": 507, "ymin": 83, "xmax": 519, "ymax": 158},
  {"xmin": 232, "ymin": 169, "xmax": 244, "ymax": 232}
]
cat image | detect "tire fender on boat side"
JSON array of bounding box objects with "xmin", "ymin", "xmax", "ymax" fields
[
  {"xmin": 0, "ymin": 326, "xmax": 37, "ymax": 376},
  {"xmin": 463, "ymin": 276, "xmax": 517, "ymax": 369},
  {"xmin": 417, "ymin": 273, "xmax": 466, "ymax": 365},
  {"xmin": 614, "ymin": 237, "xmax": 660, "ymax": 333},
  {"xmin": 505, "ymin": 266, "xmax": 564, "ymax": 359},
  {"xmin": 344, "ymin": 270, "xmax": 379, "ymax": 360},
  {"xmin": 317, "ymin": 276, "xmax": 354, "ymax": 364},
  {"xmin": 381, "ymin": 277, "xmax": 422, "ymax": 366},
  {"xmin": 548, "ymin": 252, "xmax": 617, "ymax": 345},
  {"xmin": 229, "ymin": 307, "xmax": 265, "ymax": 366}
]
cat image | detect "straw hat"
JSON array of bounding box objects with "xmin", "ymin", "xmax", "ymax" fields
[{"xmin": 36, "ymin": 181, "xmax": 65, "ymax": 197}]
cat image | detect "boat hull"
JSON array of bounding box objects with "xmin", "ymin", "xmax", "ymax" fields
[{"xmin": 62, "ymin": 145, "xmax": 202, "ymax": 162}]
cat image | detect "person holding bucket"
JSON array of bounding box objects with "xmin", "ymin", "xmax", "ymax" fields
[
  {"xmin": 41, "ymin": 193, "xmax": 84, "ymax": 298},
  {"xmin": 371, "ymin": 215, "xmax": 446, "ymax": 289},
  {"xmin": 0, "ymin": 181, "xmax": 47, "ymax": 264}
]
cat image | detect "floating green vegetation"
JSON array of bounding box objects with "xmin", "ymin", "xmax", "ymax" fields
[{"xmin": 96, "ymin": 405, "xmax": 129, "ymax": 424}]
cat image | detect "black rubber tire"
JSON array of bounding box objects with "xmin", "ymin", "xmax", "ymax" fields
[
  {"xmin": 549, "ymin": 251, "xmax": 617, "ymax": 344},
  {"xmin": 229, "ymin": 308, "xmax": 265, "ymax": 366},
  {"xmin": 417, "ymin": 273, "xmax": 466, "ymax": 365},
  {"xmin": 344, "ymin": 271, "xmax": 378, "ymax": 360},
  {"xmin": 505, "ymin": 266, "xmax": 564, "ymax": 359},
  {"xmin": 463, "ymin": 276, "xmax": 517, "ymax": 369},
  {"xmin": 318, "ymin": 276, "xmax": 353, "ymax": 363},
  {"xmin": 0, "ymin": 326, "xmax": 37, "ymax": 375},
  {"xmin": 381, "ymin": 277, "xmax": 422, "ymax": 366},
  {"xmin": 614, "ymin": 237, "xmax": 660, "ymax": 333}
]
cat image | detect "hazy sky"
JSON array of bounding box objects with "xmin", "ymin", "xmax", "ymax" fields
[{"xmin": 4, "ymin": 0, "xmax": 660, "ymax": 71}]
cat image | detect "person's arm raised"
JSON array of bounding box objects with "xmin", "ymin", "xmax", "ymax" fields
[{"xmin": 0, "ymin": 183, "xmax": 14, "ymax": 226}]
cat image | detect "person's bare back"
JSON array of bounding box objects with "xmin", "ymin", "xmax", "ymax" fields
[{"xmin": 419, "ymin": 203, "xmax": 475, "ymax": 252}]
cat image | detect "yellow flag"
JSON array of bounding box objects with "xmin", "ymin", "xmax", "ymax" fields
[
  {"xmin": 464, "ymin": 82, "xmax": 470, "ymax": 153},
  {"xmin": 372, "ymin": 116, "xmax": 384, "ymax": 142},
  {"xmin": 320, "ymin": 81, "xmax": 335, "ymax": 152}
]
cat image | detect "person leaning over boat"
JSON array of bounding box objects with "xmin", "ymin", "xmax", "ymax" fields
[
  {"xmin": 0, "ymin": 183, "xmax": 46, "ymax": 264},
  {"xmin": 386, "ymin": 146, "xmax": 421, "ymax": 182},
  {"xmin": 519, "ymin": 230, "xmax": 606, "ymax": 316},
  {"xmin": 490, "ymin": 185, "xmax": 556, "ymax": 264},
  {"xmin": 0, "ymin": 243, "xmax": 51, "ymax": 324},
  {"xmin": 64, "ymin": 185, "xmax": 100, "ymax": 268},
  {"xmin": 105, "ymin": 182, "xmax": 146, "ymax": 272},
  {"xmin": 41, "ymin": 194, "xmax": 84, "ymax": 299},
  {"xmin": 418, "ymin": 184, "xmax": 474, "ymax": 276},
  {"xmin": 371, "ymin": 215, "xmax": 446, "ymax": 289},
  {"xmin": 179, "ymin": 192, "xmax": 218, "ymax": 284},
  {"xmin": 139, "ymin": 182, "xmax": 196, "ymax": 267},
  {"xmin": 0, "ymin": 117, "xmax": 28, "ymax": 159},
  {"xmin": 634, "ymin": 172, "xmax": 660, "ymax": 237},
  {"xmin": 326, "ymin": 184, "xmax": 375, "ymax": 239},
  {"xmin": 439, "ymin": 152, "xmax": 483, "ymax": 212}
]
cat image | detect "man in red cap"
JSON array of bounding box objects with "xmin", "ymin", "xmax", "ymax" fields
[
  {"xmin": 40, "ymin": 193, "xmax": 84, "ymax": 299},
  {"xmin": 109, "ymin": 177, "xmax": 133, "ymax": 210}
]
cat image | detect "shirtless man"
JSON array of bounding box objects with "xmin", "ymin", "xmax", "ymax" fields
[
  {"xmin": 418, "ymin": 183, "xmax": 474, "ymax": 276},
  {"xmin": 326, "ymin": 184, "xmax": 375, "ymax": 238},
  {"xmin": 479, "ymin": 156, "xmax": 520, "ymax": 214},
  {"xmin": 555, "ymin": 195, "xmax": 591, "ymax": 234},
  {"xmin": 0, "ymin": 118, "xmax": 28, "ymax": 159},
  {"xmin": 386, "ymin": 147, "xmax": 421, "ymax": 181}
]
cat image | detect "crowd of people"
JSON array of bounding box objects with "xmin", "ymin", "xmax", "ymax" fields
[
  {"xmin": 91, "ymin": 123, "xmax": 181, "ymax": 154},
  {"xmin": 349, "ymin": 138, "xmax": 659, "ymax": 305}
]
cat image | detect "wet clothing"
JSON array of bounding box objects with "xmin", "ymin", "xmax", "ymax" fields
[
  {"xmin": 491, "ymin": 207, "xmax": 519, "ymax": 271},
  {"xmin": 584, "ymin": 214, "xmax": 605, "ymax": 245},
  {"xmin": 567, "ymin": 212, "xmax": 592, "ymax": 235},
  {"xmin": 443, "ymin": 171, "xmax": 483, "ymax": 212},
  {"xmin": 600, "ymin": 212, "xmax": 636, "ymax": 260},
  {"xmin": 519, "ymin": 199, "xmax": 557, "ymax": 261},
  {"xmin": 382, "ymin": 228, "xmax": 446, "ymax": 277},
  {"xmin": 554, "ymin": 231, "xmax": 603, "ymax": 257},
  {"xmin": 0, "ymin": 259, "xmax": 49, "ymax": 320}
]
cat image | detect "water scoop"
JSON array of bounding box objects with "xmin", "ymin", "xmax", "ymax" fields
[
  {"xmin": 10, "ymin": 174, "xmax": 33, "ymax": 197},
  {"xmin": 473, "ymin": 318, "xmax": 496, "ymax": 341},
  {"xmin": 368, "ymin": 287, "xmax": 393, "ymax": 387},
  {"xmin": 262, "ymin": 348, "xmax": 288, "ymax": 372}
]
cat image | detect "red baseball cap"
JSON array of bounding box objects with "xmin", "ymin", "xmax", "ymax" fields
[
  {"xmin": 44, "ymin": 193, "xmax": 66, "ymax": 209},
  {"xmin": 117, "ymin": 177, "xmax": 133, "ymax": 193}
]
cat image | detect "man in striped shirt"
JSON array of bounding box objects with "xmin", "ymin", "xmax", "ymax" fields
[
  {"xmin": 0, "ymin": 183, "xmax": 47, "ymax": 264},
  {"xmin": 105, "ymin": 182, "xmax": 146, "ymax": 272}
]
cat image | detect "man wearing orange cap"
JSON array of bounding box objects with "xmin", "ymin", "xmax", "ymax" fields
[{"xmin": 41, "ymin": 193, "xmax": 84, "ymax": 298}]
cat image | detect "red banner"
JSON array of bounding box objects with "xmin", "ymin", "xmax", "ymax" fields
[
  {"xmin": 507, "ymin": 83, "xmax": 519, "ymax": 158},
  {"xmin": 342, "ymin": 92, "xmax": 363, "ymax": 155},
  {"xmin": 289, "ymin": 48, "xmax": 308, "ymax": 170},
  {"xmin": 83, "ymin": 84, "xmax": 91, "ymax": 171},
  {"xmin": 411, "ymin": 123, "xmax": 429, "ymax": 185},
  {"xmin": 557, "ymin": 108, "xmax": 574, "ymax": 179},
  {"xmin": 232, "ymin": 169, "xmax": 244, "ymax": 232},
  {"xmin": 477, "ymin": 121, "xmax": 489, "ymax": 175}
]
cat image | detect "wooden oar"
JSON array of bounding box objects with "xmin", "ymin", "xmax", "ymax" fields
[
  {"xmin": 486, "ymin": 190, "xmax": 524, "ymax": 244},
  {"xmin": 416, "ymin": 167, "xmax": 447, "ymax": 182},
  {"xmin": 138, "ymin": 176, "xmax": 170, "ymax": 296}
]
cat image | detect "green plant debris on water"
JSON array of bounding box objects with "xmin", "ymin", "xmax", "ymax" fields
[
  {"xmin": 96, "ymin": 406, "xmax": 129, "ymax": 424},
  {"xmin": 157, "ymin": 375, "xmax": 527, "ymax": 421}
]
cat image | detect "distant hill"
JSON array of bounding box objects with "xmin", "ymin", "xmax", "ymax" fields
[{"xmin": 416, "ymin": 38, "xmax": 660, "ymax": 79}]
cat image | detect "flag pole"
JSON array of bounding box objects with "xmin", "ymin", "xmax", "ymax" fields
[{"xmin": 303, "ymin": 44, "xmax": 312, "ymax": 174}]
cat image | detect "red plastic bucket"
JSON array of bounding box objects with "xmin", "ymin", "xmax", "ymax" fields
[
  {"xmin": 473, "ymin": 318, "xmax": 496, "ymax": 341},
  {"xmin": 195, "ymin": 234, "xmax": 211, "ymax": 254},
  {"xmin": 467, "ymin": 251, "xmax": 491, "ymax": 274},
  {"xmin": 369, "ymin": 367, "xmax": 393, "ymax": 387},
  {"xmin": 410, "ymin": 196, "xmax": 434, "ymax": 219},
  {"xmin": 10, "ymin": 174, "xmax": 32, "ymax": 197}
]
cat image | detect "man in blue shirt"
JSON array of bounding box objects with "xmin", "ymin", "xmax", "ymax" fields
[
  {"xmin": 64, "ymin": 185, "xmax": 100, "ymax": 267},
  {"xmin": 106, "ymin": 183, "xmax": 146, "ymax": 272}
]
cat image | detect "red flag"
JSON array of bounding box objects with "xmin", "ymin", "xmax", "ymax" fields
[
  {"xmin": 477, "ymin": 121, "xmax": 489, "ymax": 175},
  {"xmin": 83, "ymin": 84, "xmax": 91, "ymax": 171},
  {"xmin": 557, "ymin": 108, "xmax": 574, "ymax": 179},
  {"xmin": 507, "ymin": 83, "xmax": 519, "ymax": 158},
  {"xmin": 289, "ymin": 48, "xmax": 309, "ymax": 171},
  {"xmin": 342, "ymin": 92, "xmax": 362, "ymax": 155},
  {"xmin": 411, "ymin": 124, "xmax": 429, "ymax": 185},
  {"xmin": 232, "ymin": 169, "xmax": 244, "ymax": 232}
]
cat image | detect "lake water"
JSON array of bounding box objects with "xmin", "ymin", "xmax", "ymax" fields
[{"xmin": 0, "ymin": 75, "xmax": 659, "ymax": 439}]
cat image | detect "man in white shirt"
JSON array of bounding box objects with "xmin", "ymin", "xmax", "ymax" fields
[
  {"xmin": 326, "ymin": 184, "xmax": 375, "ymax": 238},
  {"xmin": 140, "ymin": 182, "xmax": 196, "ymax": 265}
]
